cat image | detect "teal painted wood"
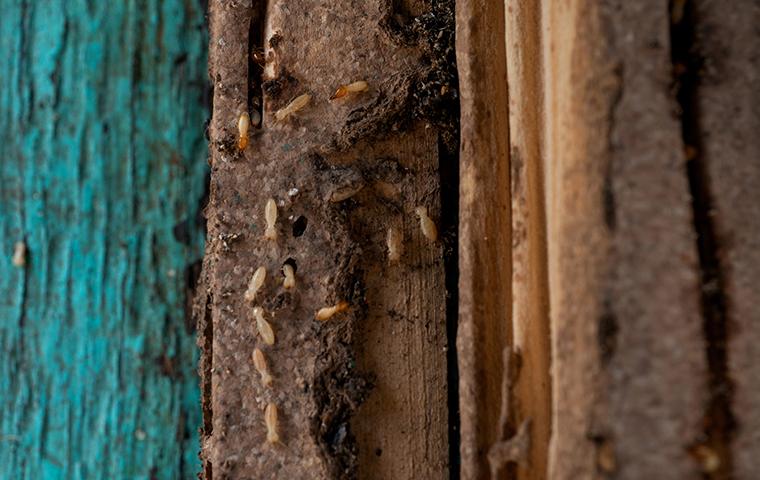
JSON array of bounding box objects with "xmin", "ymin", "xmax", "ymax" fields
[{"xmin": 0, "ymin": 1, "xmax": 208, "ymax": 478}]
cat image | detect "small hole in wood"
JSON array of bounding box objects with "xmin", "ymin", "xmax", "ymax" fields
[
  {"xmin": 283, "ymin": 258, "xmax": 297, "ymax": 273},
  {"xmin": 292, "ymin": 215, "xmax": 308, "ymax": 237}
]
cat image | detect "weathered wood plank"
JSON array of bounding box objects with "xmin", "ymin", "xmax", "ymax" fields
[
  {"xmin": 504, "ymin": 2, "xmax": 551, "ymax": 479},
  {"xmin": 456, "ymin": 0, "xmax": 512, "ymax": 477},
  {"xmin": 688, "ymin": 2, "xmax": 760, "ymax": 478},
  {"xmin": 202, "ymin": 0, "xmax": 452, "ymax": 477},
  {"xmin": 542, "ymin": 1, "xmax": 707, "ymax": 478},
  {"xmin": 0, "ymin": 1, "xmax": 208, "ymax": 478}
]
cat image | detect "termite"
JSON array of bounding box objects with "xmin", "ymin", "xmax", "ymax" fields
[
  {"xmin": 264, "ymin": 402, "xmax": 281, "ymax": 444},
  {"xmin": 244, "ymin": 266, "xmax": 266, "ymax": 302},
  {"xmin": 274, "ymin": 93, "xmax": 311, "ymax": 122},
  {"xmin": 253, "ymin": 307, "xmax": 275, "ymax": 345},
  {"xmin": 251, "ymin": 48, "xmax": 266, "ymax": 67},
  {"xmin": 690, "ymin": 444, "xmax": 720, "ymax": 473},
  {"xmin": 328, "ymin": 182, "xmax": 365, "ymax": 203},
  {"xmin": 282, "ymin": 264, "xmax": 296, "ymax": 289},
  {"xmin": 264, "ymin": 198, "xmax": 278, "ymax": 240},
  {"xmin": 238, "ymin": 112, "xmax": 250, "ymax": 150},
  {"xmin": 12, "ymin": 241, "xmax": 26, "ymax": 268},
  {"xmin": 415, "ymin": 206, "xmax": 438, "ymax": 242},
  {"xmin": 252, "ymin": 348, "xmax": 273, "ymax": 387},
  {"xmin": 386, "ymin": 226, "xmax": 402, "ymax": 262},
  {"xmin": 330, "ymin": 81, "xmax": 369, "ymax": 100},
  {"xmin": 596, "ymin": 439, "xmax": 616, "ymax": 473},
  {"xmin": 315, "ymin": 301, "xmax": 349, "ymax": 321}
]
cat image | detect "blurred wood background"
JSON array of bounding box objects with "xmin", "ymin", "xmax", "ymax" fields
[{"xmin": 0, "ymin": 1, "xmax": 208, "ymax": 478}]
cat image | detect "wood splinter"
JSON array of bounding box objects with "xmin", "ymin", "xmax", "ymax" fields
[
  {"xmin": 244, "ymin": 266, "xmax": 266, "ymax": 301},
  {"xmin": 488, "ymin": 419, "xmax": 532, "ymax": 475},
  {"xmin": 264, "ymin": 198, "xmax": 278, "ymax": 240},
  {"xmin": 252, "ymin": 348, "xmax": 273, "ymax": 387},
  {"xmin": 253, "ymin": 306, "xmax": 276, "ymax": 345},
  {"xmin": 315, "ymin": 301, "xmax": 349, "ymax": 321}
]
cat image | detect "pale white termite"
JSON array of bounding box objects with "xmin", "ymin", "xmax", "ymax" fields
[
  {"xmin": 252, "ymin": 348, "xmax": 273, "ymax": 387},
  {"xmin": 237, "ymin": 112, "xmax": 250, "ymax": 150},
  {"xmin": 253, "ymin": 307, "xmax": 275, "ymax": 345},
  {"xmin": 282, "ymin": 264, "xmax": 296, "ymax": 289},
  {"xmin": 315, "ymin": 301, "xmax": 349, "ymax": 321},
  {"xmin": 244, "ymin": 266, "xmax": 266, "ymax": 302},
  {"xmin": 415, "ymin": 206, "xmax": 438, "ymax": 242},
  {"xmin": 12, "ymin": 241, "xmax": 26, "ymax": 268},
  {"xmin": 330, "ymin": 80, "xmax": 369, "ymax": 100},
  {"xmin": 274, "ymin": 93, "xmax": 311, "ymax": 122},
  {"xmin": 264, "ymin": 402, "xmax": 280, "ymax": 444},
  {"xmin": 386, "ymin": 226, "xmax": 403, "ymax": 262},
  {"xmin": 264, "ymin": 198, "xmax": 278, "ymax": 240}
]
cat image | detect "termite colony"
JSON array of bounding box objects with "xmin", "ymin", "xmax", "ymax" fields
[
  {"xmin": 234, "ymin": 52, "xmax": 444, "ymax": 450},
  {"xmin": 246, "ymin": 195, "xmax": 357, "ymax": 449}
]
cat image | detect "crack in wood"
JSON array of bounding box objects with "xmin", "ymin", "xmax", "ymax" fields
[{"xmin": 669, "ymin": 1, "xmax": 736, "ymax": 477}]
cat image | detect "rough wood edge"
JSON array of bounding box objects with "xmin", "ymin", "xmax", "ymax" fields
[{"xmin": 456, "ymin": 0, "xmax": 513, "ymax": 477}]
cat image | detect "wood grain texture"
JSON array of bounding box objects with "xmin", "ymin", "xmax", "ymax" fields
[
  {"xmin": 689, "ymin": 2, "xmax": 760, "ymax": 478},
  {"xmin": 504, "ymin": 2, "xmax": 551, "ymax": 479},
  {"xmin": 201, "ymin": 0, "xmax": 450, "ymax": 478},
  {"xmin": 456, "ymin": 0, "xmax": 512, "ymax": 477},
  {"xmin": 542, "ymin": 1, "xmax": 707, "ymax": 478},
  {"xmin": 0, "ymin": 1, "xmax": 208, "ymax": 478}
]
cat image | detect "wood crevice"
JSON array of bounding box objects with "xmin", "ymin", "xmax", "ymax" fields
[{"xmin": 669, "ymin": 1, "xmax": 736, "ymax": 477}]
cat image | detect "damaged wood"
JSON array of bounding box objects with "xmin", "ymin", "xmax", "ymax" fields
[{"xmin": 200, "ymin": 0, "xmax": 456, "ymax": 477}]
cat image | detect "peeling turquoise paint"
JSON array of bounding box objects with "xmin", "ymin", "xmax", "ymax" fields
[{"xmin": 0, "ymin": 1, "xmax": 208, "ymax": 478}]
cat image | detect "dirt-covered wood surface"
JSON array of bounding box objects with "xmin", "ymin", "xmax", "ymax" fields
[{"xmin": 198, "ymin": 0, "xmax": 458, "ymax": 478}]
